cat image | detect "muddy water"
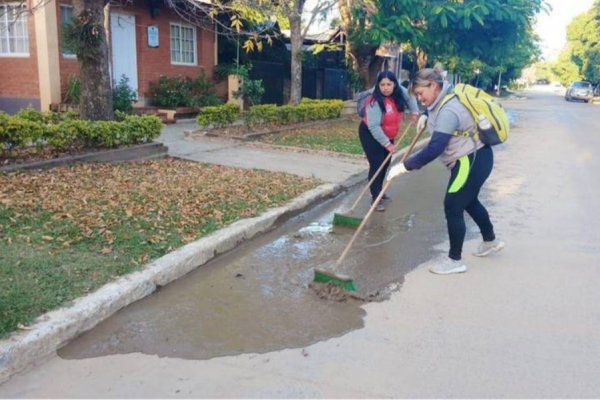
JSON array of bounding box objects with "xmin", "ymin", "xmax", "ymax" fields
[{"xmin": 59, "ymin": 163, "xmax": 467, "ymax": 361}]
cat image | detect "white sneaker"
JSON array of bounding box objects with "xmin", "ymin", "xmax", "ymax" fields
[
  {"xmin": 429, "ymin": 257, "xmax": 467, "ymax": 275},
  {"xmin": 473, "ymin": 239, "xmax": 505, "ymax": 257}
]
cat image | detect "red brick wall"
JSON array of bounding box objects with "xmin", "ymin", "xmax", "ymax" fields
[
  {"xmin": 0, "ymin": 0, "xmax": 39, "ymax": 99},
  {"xmin": 119, "ymin": 2, "xmax": 216, "ymax": 102},
  {"xmin": 1, "ymin": 0, "xmax": 217, "ymax": 109}
]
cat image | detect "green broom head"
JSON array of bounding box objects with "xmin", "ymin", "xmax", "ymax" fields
[
  {"xmin": 313, "ymin": 268, "xmax": 357, "ymax": 292},
  {"xmin": 332, "ymin": 212, "xmax": 362, "ymax": 228}
]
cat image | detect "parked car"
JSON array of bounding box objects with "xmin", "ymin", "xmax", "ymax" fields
[
  {"xmin": 551, "ymin": 81, "xmax": 565, "ymax": 95},
  {"xmin": 594, "ymin": 83, "xmax": 600, "ymax": 97},
  {"xmin": 565, "ymin": 81, "xmax": 594, "ymax": 102}
]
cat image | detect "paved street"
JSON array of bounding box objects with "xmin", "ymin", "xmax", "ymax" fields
[{"xmin": 1, "ymin": 88, "xmax": 600, "ymax": 398}]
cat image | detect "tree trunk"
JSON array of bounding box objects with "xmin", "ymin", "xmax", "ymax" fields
[
  {"xmin": 337, "ymin": 0, "xmax": 379, "ymax": 90},
  {"xmin": 356, "ymin": 54, "xmax": 371, "ymax": 88},
  {"xmin": 73, "ymin": 0, "xmax": 114, "ymax": 120},
  {"xmin": 415, "ymin": 48, "xmax": 427, "ymax": 70},
  {"xmin": 345, "ymin": 40, "xmax": 379, "ymax": 89},
  {"xmin": 288, "ymin": 0, "xmax": 305, "ymax": 105}
]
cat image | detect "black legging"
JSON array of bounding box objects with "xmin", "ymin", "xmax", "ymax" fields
[
  {"xmin": 358, "ymin": 122, "xmax": 393, "ymax": 200},
  {"xmin": 444, "ymin": 145, "xmax": 496, "ymax": 260}
]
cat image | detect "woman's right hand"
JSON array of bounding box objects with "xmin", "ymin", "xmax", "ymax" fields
[{"xmin": 385, "ymin": 142, "xmax": 396, "ymax": 153}]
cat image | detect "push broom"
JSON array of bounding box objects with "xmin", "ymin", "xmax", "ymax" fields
[
  {"xmin": 314, "ymin": 124, "xmax": 427, "ymax": 291},
  {"xmin": 332, "ymin": 121, "xmax": 415, "ymax": 228}
]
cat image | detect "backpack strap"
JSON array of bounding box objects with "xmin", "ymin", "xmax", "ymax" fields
[
  {"xmin": 436, "ymin": 92, "xmax": 476, "ymax": 139},
  {"xmin": 437, "ymin": 93, "xmax": 455, "ymax": 112}
]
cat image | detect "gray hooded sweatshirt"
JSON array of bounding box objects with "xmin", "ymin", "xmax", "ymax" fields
[{"xmin": 426, "ymin": 81, "xmax": 484, "ymax": 168}]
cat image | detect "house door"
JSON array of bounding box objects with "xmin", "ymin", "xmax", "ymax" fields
[{"xmin": 110, "ymin": 13, "xmax": 138, "ymax": 95}]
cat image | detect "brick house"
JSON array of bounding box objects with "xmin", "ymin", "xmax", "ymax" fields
[{"xmin": 0, "ymin": 0, "xmax": 220, "ymax": 114}]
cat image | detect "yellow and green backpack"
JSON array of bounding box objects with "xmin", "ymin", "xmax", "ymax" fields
[{"xmin": 440, "ymin": 83, "xmax": 509, "ymax": 145}]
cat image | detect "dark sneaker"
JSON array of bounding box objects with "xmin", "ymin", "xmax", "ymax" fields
[{"xmin": 382, "ymin": 193, "xmax": 391, "ymax": 201}]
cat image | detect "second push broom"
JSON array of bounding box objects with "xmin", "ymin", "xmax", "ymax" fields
[{"xmin": 314, "ymin": 124, "xmax": 427, "ymax": 291}]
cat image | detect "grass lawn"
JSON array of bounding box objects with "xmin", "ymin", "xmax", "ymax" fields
[
  {"xmin": 0, "ymin": 158, "xmax": 319, "ymax": 337},
  {"xmin": 256, "ymin": 116, "xmax": 422, "ymax": 155}
]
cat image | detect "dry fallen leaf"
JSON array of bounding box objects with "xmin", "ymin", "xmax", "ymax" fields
[{"xmin": 0, "ymin": 158, "xmax": 319, "ymax": 253}]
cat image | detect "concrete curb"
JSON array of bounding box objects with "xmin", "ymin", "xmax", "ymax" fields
[
  {"xmin": 0, "ymin": 142, "xmax": 168, "ymax": 173},
  {"xmin": 0, "ymin": 136, "xmax": 427, "ymax": 384}
]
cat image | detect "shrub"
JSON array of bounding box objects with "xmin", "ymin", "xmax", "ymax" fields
[
  {"xmin": 245, "ymin": 104, "xmax": 278, "ymax": 127},
  {"xmin": 195, "ymin": 99, "xmax": 343, "ymax": 131},
  {"xmin": 120, "ymin": 114, "xmax": 163, "ymax": 143},
  {"xmin": 196, "ymin": 104, "xmax": 240, "ymax": 128},
  {"xmin": 64, "ymin": 75, "xmax": 81, "ymax": 104},
  {"xmin": 0, "ymin": 117, "xmax": 44, "ymax": 151},
  {"xmin": 0, "ymin": 112, "xmax": 162, "ymax": 153},
  {"xmin": 46, "ymin": 119, "xmax": 90, "ymax": 150},
  {"xmin": 148, "ymin": 76, "xmax": 192, "ymax": 108},
  {"xmin": 15, "ymin": 106, "xmax": 46, "ymax": 123},
  {"xmin": 277, "ymin": 105, "xmax": 297, "ymax": 124},
  {"xmin": 14, "ymin": 107, "xmax": 78, "ymax": 125},
  {"xmin": 147, "ymin": 73, "xmax": 222, "ymax": 108},
  {"xmin": 112, "ymin": 75, "xmax": 137, "ymax": 114},
  {"xmin": 188, "ymin": 72, "xmax": 223, "ymax": 107},
  {"xmin": 234, "ymin": 79, "xmax": 265, "ymax": 106},
  {"xmin": 87, "ymin": 120, "xmax": 126, "ymax": 147}
]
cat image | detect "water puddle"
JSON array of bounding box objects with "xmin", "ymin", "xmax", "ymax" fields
[{"xmin": 60, "ymin": 166, "xmax": 450, "ymax": 361}]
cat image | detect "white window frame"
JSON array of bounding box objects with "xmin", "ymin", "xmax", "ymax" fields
[
  {"xmin": 60, "ymin": 4, "xmax": 76, "ymax": 58},
  {"xmin": 170, "ymin": 22, "xmax": 197, "ymax": 66},
  {"xmin": 0, "ymin": 2, "xmax": 29, "ymax": 57}
]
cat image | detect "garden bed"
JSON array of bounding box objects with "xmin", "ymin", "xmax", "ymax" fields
[
  {"xmin": 192, "ymin": 117, "xmax": 351, "ymax": 141},
  {"xmin": 0, "ymin": 157, "xmax": 319, "ymax": 338}
]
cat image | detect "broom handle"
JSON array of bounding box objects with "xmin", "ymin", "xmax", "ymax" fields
[
  {"xmin": 336, "ymin": 124, "xmax": 427, "ymax": 266},
  {"xmin": 348, "ymin": 121, "xmax": 414, "ymax": 213}
]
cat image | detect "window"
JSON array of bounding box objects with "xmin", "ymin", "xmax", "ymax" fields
[
  {"xmin": 60, "ymin": 4, "xmax": 75, "ymax": 57},
  {"xmin": 0, "ymin": 3, "xmax": 29, "ymax": 56},
  {"xmin": 170, "ymin": 23, "xmax": 196, "ymax": 65}
]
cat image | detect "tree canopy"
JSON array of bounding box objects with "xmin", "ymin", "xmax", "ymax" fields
[
  {"xmin": 547, "ymin": 1, "xmax": 600, "ymax": 85},
  {"xmin": 336, "ymin": 0, "xmax": 545, "ymax": 89}
]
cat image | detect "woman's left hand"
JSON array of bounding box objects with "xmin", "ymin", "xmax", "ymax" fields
[
  {"xmin": 386, "ymin": 163, "xmax": 408, "ymax": 181},
  {"xmin": 384, "ymin": 143, "xmax": 396, "ymax": 153}
]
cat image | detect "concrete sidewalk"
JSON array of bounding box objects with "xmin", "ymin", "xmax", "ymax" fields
[{"xmin": 156, "ymin": 119, "xmax": 369, "ymax": 183}]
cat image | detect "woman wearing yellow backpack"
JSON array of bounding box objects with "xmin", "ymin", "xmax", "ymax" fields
[{"xmin": 387, "ymin": 66, "xmax": 504, "ymax": 274}]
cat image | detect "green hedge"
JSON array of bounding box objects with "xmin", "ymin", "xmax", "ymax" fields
[
  {"xmin": 196, "ymin": 104, "xmax": 241, "ymax": 128},
  {"xmin": 0, "ymin": 108, "xmax": 162, "ymax": 152},
  {"xmin": 196, "ymin": 99, "xmax": 344, "ymax": 129}
]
